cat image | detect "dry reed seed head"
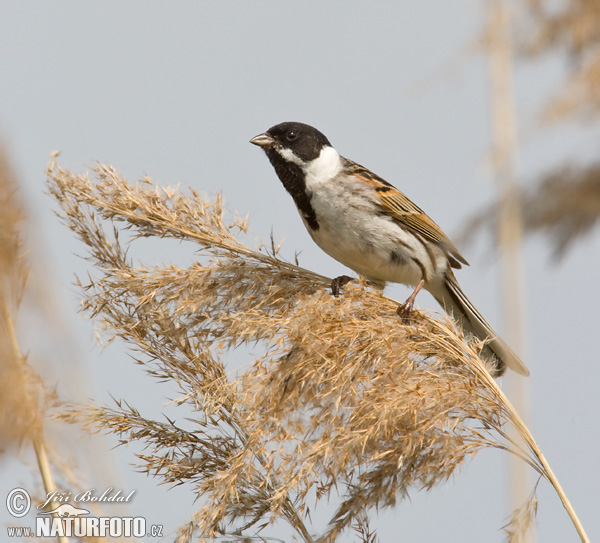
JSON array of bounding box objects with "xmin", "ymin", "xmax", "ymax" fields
[
  {"xmin": 524, "ymin": 162, "xmax": 600, "ymax": 258},
  {"xmin": 458, "ymin": 160, "xmax": 600, "ymax": 260},
  {"xmin": 48, "ymin": 159, "xmax": 549, "ymax": 541},
  {"xmin": 234, "ymin": 293, "xmax": 502, "ymax": 535},
  {"xmin": 0, "ymin": 354, "xmax": 45, "ymax": 446},
  {"xmin": 0, "ymin": 149, "xmax": 27, "ymax": 297},
  {"xmin": 519, "ymin": 0, "xmax": 600, "ymax": 123},
  {"xmin": 0, "ymin": 147, "xmax": 47, "ymax": 447},
  {"xmin": 502, "ymin": 484, "xmax": 539, "ymax": 543},
  {"xmin": 522, "ymin": 0, "xmax": 600, "ymax": 55}
]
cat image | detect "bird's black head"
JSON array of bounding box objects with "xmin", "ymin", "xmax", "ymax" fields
[
  {"xmin": 250, "ymin": 122, "xmax": 332, "ymax": 231},
  {"xmin": 250, "ymin": 121, "xmax": 332, "ymax": 162}
]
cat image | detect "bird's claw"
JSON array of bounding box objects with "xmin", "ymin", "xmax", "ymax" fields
[
  {"xmin": 331, "ymin": 275, "xmax": 354, "ymax": 297},
  {"xmin": 396, "ymin": 300, "xmax": 415, "ymax": 322}
]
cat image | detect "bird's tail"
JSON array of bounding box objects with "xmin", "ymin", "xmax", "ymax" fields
[{"xmin": 431, "ymin": 272, "xmax": 530, "ymax": 377}]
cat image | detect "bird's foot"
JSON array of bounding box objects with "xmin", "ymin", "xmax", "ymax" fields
[
  {"xmin": 396, "ymin": 300, "xmax": 415, "ymax": 321},
  {"xmin": 331, "ymin": 275, "xmax": 354, "ymax": 297},
  {"xmin": 396, "ymin": 279, "xmax": 425, "ymax": 322}
]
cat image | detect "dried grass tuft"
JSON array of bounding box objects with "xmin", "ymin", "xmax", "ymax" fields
[{"xmin": 47, "ymin": 156, "xmax": 588, "ymax": 542}]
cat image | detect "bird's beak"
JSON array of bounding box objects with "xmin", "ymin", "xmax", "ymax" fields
[{"xmin": 250, "ymin": 133, "xmax": 274, "ymax": 149}]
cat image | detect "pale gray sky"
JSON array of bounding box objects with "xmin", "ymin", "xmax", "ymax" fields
[{"xmin": 1, "ymin": 2, "xmax": 598, "ymax": 542}]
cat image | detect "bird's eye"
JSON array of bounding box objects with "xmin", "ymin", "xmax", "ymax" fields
[{"xmin": 286, "ymin": 130, "xmax": 298, "ymax": 142}]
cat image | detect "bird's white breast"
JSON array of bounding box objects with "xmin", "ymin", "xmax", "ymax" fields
[{"xmin": 301, "ymin": 169, "xmax": 437, "ymax": 287}]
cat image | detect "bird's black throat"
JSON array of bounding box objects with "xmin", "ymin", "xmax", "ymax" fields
[{"xmin": 265, "ymin": 149, "xmax": 320, "ymax": 231}]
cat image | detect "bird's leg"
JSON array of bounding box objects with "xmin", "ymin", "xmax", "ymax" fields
[
  {"xmin": 396, "ymin": 279, "xmax": 425, "ymax": 320},
  {"xmin": 331, "ymin": 275, "xmax": 354, "ymax": 297}
]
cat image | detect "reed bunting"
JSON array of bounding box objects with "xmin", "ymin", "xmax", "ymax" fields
[{"xmin": 250, "ymin": 121, "xmax": 529, "ymax": 377}]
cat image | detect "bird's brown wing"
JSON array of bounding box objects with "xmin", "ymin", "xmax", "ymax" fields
[{"xmin": 346, "ymin": 159, "xmax": 469, "ymax": 268}]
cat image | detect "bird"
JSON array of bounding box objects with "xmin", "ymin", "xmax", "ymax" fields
[{"xmin": 250, "ymin": 121, "xmax": 529, "ymax": 377}]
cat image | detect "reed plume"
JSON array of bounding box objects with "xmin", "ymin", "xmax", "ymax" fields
[{"xmin": 47, "ymin": 156, "xmax": 588, "ymax": 543}]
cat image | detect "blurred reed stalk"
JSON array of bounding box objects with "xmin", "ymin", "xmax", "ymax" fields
[
  {"xmin": 485, "ymin": 0, "xmax": 532, "ymax": 540},
  {"xmin": 47, "ymin": 155, "xmax": 588, "ymax": 543}
]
